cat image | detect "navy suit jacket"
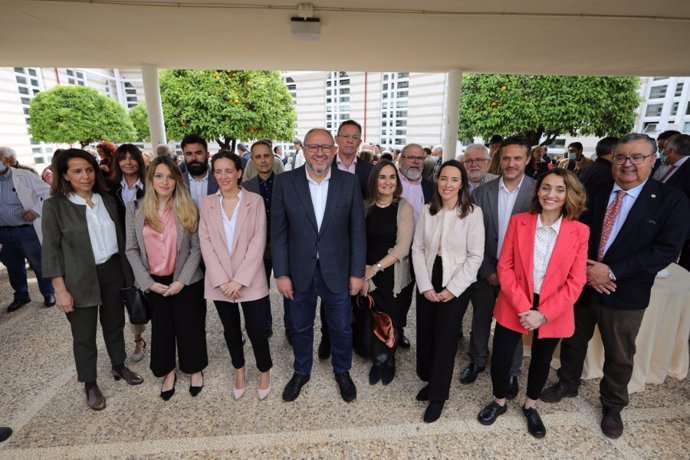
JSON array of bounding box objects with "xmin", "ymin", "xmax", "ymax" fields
[
  {"xmin": 579, "ymin": 179, "xmax": 689, "ymax": 310},
  {"xmin": 271, "ymin": 166, "xmax": 366, "ymax": 293},
  {"xmin": 663, "ymin": 159, "xmax": 690, "ymax": 238},
  {"xmin": 421, "ymin": 178, "xmax": 434, "ymax": 203},
  {"xmin": 354, "ymin": 159, "xmax": 373, "ymax": 199}
]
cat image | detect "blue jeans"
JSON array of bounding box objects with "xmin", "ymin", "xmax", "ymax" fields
[
  {"xmin": 290, "ymin": 264, "xmax": 352, "ymax": 375},
  {"xmin": 0, "ymin": 225, "xmax": 54, "ymax": 300}
]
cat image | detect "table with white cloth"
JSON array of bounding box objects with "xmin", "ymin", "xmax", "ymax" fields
[{"xmin": 537, "ymin": 263, "xmax": 690, "ymax": 394}]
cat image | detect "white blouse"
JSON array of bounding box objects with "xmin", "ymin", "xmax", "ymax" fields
[
  {"xmin": 68, "ymin": 193, "xmax": 119, "ymax": 264},
  {"xmin": 532, "ymin": 214, "xmax": 562, "ymax": 294},
  {"xmin": 220, "ymin": 190, "xmax": 242, "ymax": 257}
]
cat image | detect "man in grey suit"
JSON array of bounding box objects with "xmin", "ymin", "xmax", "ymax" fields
[
  {"xmin": 271, "ymin": 128, "xmax": 366, "ymax": 403},
  {"xmin": 459, "ymin": 136, "xmax": 536, "ymax": 399},
  {"xmin": 181, "ymin": 134, "xmax": 218, "ymax": 207}
]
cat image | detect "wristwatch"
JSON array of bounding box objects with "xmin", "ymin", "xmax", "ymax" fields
[
  {"xmin": 538, "ymin": 311, "xmax": 548, "ymax": 324},
  {"xmin": 608, "ymin": 268, "xmax": 616, "ymax": 281},
  {"xmin": 376, "ymin": 263, "xmax": 383, "ymax": 272}
]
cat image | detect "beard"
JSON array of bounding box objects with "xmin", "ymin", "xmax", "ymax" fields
[
  {"xmin": 187, "ymin": 160, "xmax": 208, "ymax": 176},
  {"xmin": 402, "ymin": 167, "xmax": 421, "ymax": 181}
]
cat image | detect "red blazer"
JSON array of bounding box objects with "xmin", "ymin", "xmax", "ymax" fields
[{"xmin": 494, "ymin": 212, "xmax": 589, "ymax": 339}]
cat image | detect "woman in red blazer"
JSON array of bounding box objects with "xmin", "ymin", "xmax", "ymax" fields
[
  {"xmin": 477, "ymin": 168, "xmax": 589, "ymax": 438},
  {"xmin": 198, "ymin": 152, "xmax": 273, "ymax": 401}
]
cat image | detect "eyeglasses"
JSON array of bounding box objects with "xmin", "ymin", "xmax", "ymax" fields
[
  {"xmin": 612, "ymin": 153, "xmax": 654, "ymax": 165},
  {"xmin": 463, "ymin": 158, "xmax": 489, "ymax": 165},
  {"xmin": 402, "ymin": 156, "xmax": 424, "ymax": 162},
  {"xmin": 305, "ymin": 144, "xmax": 335, "ymax": 154}
]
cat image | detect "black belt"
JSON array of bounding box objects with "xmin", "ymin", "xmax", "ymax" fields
[{"xmin": 0, "ymin": 224, "xmax": 32, "ymax": 229}]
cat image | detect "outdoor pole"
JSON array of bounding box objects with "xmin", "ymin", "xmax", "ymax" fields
[
  {"xmin": 141, "ymin": 64, "xmax": 167, "ymax": 147},
  {"xmin": 441, "ymin": 69, "xmax": 462, "ymax": 161}
]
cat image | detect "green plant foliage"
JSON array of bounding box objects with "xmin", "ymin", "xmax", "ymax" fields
[
  {"xmin": 160, "ymin": 69, "xmax": 297, "ymax": 151},
  {"xmin": 458, "ymin": 74, "xmax": 640, "ymax": 146},
  {"xmin": 28, "ymin": 85, "xmax": 136, "ymax": 147},
  {"xmin": 129, "ymin": 103, "xmax": 151, "ymax": 142}
]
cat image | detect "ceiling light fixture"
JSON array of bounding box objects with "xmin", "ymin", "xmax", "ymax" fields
[{"xmin": 291, "ymin": 3, "xmax": 320, "ymax": 40}]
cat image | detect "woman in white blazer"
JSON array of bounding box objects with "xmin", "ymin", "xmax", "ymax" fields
[{"xmin": 412, "ymin": 159, "xmax": 485, "ymax": 423}]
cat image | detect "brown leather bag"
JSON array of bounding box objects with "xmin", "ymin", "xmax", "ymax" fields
[{"xmin": 356, "ymin": 294, "xmax": 397, "ymax": 349}]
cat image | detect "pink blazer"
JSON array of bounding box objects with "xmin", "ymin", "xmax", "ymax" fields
[
  {"xmin": 198, "ymin": 190, "xmax": 268, "ymax": 302},
  {"xmin": 494, "ymin": 212, "xmax": 589, "ymax": 339}
]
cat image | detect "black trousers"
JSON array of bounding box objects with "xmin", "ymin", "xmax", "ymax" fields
[
  {"xmin": 262, "ymin": 258, "xmax": 274, "ymax": 331},
  {"xmin": 416, "ymin": 257, "xmax": 470, "ymax": 401},
  {"xmin": 66, "ymin": 255, "xmax": 126, "ymax": 382},
  {"xmin": 490, "ymin": 295, "xmax": 560, "ymax": 400},
  {"xmin": 558, "ymin": 295, "xmax": 645, "ymax": 410},
  {"xmin": 146, "ymin": 276, "xmax": 208, "ymax": 377},
  {"xmin": 215, "ymin": 297, "xmax": 273, "ymax": 372}
]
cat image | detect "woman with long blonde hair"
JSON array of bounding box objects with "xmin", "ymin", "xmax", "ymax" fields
[{"xmin": 126, "ymin": 156, "xmax": 207, "ymax": 401}]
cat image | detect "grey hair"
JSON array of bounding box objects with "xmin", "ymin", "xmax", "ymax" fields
[
  {"xmin": 618, "ymin": 133, "xmax": 657, "ymax": 154},
  {"xmin": 432, "ymin": 144, "xmax": 443, "ymax": 153},
  {"xmin": 464, "ymin": 143, "xmax": 489, "ymax": 158},
  {"xmin": 0, "ymin": 146, "xmax": 17, "ymax": 158},
  {"xmin": 401, "ymin": 143, "xmax": 424, "ymax": 157},
  {"xmin": 156, "ymin": 144, "xmax": 173, "ymax": 157}
]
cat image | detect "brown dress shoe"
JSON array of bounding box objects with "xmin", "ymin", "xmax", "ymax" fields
[
  {"xmin": 112, "ymin": 366, "xmax": 144, "ymax": 385},
  {"xmin": 601, "ymin": 406, "xmax": 624, "ymax": 439},
  {"xmin": 86, "ymin": 385, "xmax": 106, "ymax": 411}
]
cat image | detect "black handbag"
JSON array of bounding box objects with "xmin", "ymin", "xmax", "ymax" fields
[{"xmin": 120, "ymin": 286, "xmax": 150, "ymax": 325}]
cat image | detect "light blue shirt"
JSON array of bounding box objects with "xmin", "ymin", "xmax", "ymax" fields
[{"xmin": 602, "ymin": 179, "xmax": 648, "ymax": 256}]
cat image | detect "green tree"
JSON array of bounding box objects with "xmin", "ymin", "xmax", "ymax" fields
[
  {"xmin": 129, "ymin": 103, "xmax": 151, "ymax": 142},
  {"xmin": 160, "ymin": 69, "xmax": 296, "ymax": 151},
  {"xmin": 28, "ymin": 85, "xmax": 136, "ymax": 147},
  {"xmin": 458, "ymin": 74, "xmax": 640, "ymax": 146}
]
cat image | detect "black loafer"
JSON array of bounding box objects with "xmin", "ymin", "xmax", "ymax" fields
[
  {"xmin": 601, "ymin": 406, "xmax": 624, "ymax": 439},
  {"xmin": 369, "ymin": 364, "xmax": 382, "ymax": 385},
  {"xmin": 540, "ymin": 381, "xmax": 578, "ymax": 403},
  {"xmin": 523, "ymin": 406, "xmax": 546, "ymax": 438},
  {"xmin": 424, "ymin": 401, "xmax": 445, "ymax": 423},
  {"xmin": 459, "ymin": 363, "xmax": 485, "ymax": 384},
  {"xmin": 7, "ymin": 298, "xmax": 30, "ymax": 312},
  {"xmin": 477, "ymin": 401, "xmax": 507, "ymax": 425},
  {"xmin": 282, "ymin": 372, "xmax": 310, "ymax": 402},
  {"xmin": 416, "ymin": 385, "xmax": 430, "ymax": 401},
  {"xmin": 399, "ymin": 333, "xmax": 411, "ymax": 349},
  {"xmin": 506, "ymin": 376, "xmax": 519, "ymax": 400},
  {"xmin": 381, "ymin": 362, "xmax": 395, "ymax": 385},
  {"xmin": 0, "ymin": 426, "xmax": 12, "ymax": 443},
  {"xmin": 44, "ymin": 295, "xmax": 56, "ymax": 307},
  {"xmin": 335, "ymin": 371, "xmax": 357, "ymax": 403},
  {"xmin": 318, "ymin": 336, "xmax": 331, "ymax": 360}
]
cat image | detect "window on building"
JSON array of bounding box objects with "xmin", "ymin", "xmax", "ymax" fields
[
  {"xmin": 284, "ymin": 76, "xmax": 297, "ymax": 104},
  {"xmin": 652, "ymin": 76, "xmax": 668, "ymax": 81},
  {"xmin": 671, "ymin": 102, "xmax": 679, "ymax": 116},
  {"xmin": 124, "ymin": 82, "xmax": 138, "ymax": 109},
  {"xmin": 645, "ymin": 104, "xmax": 663, "ymax": 117},
  {"xmin": 649, "ymin": 85, "xmax": 667, "ymax": 99},
  {"xmin": 642, "ymin": 122, "xmax": 658, "ymax": 134},
  {"xmin": 379, "ymin": 73, "xmax": 410, "ymax": 149},
  {"xmin": 686, "ymin": 101, "xmax": 690, "ymax": 115},
  {"xmin": 14, "ymin": 67, "xmax": 52, "ymax": 165},
  {"xmin": 66, "ymin": 68, "xmax": 85, "ymax": 86},
  {"xmin": 675, "ymin": 82, "xmax": 684, "ymax": 97},
  {"xmin": 683, "ymin": 122, "xmax": 690, "ymax": 134},
  {"xmin": 325, "ymin": 71, "xmax": 350, "ymax": 135}
]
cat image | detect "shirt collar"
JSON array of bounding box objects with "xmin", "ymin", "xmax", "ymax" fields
[
  {"xmin": 190, "ymin": 170, "xmax": 209, "ymax": 182},
  {"xmin": 612, "ymin": 179, "xmax": 648, "ymax": 199},
  {"xmin": 336, "ymin": 154, "xmax": 357, "ymax": 168},
  {"xmin": 258, "ymin": 172, "xmax": 275, "ymax": 184},
  {"xmin": 537, "ymin": 213, "xmax": 563, "ymax": 234},
  {"xmin": 671, "ymin": 155, "xmax": 689, "ymax": 168},
  {"xmin": 498, "ymin": 175, "xmax": 525, "ymax": 193},
  {"xmin": 120, "ymin": 177, "xmax": 143, "ymax": 190},
  {"xmin": 68, "ymin": 192, "xmax": 100, "ymax": 206},
  {"xmin": 399, "ymin": 173, "xmax": 421, "ymax": 186},
  {"xmin": 305, "ymin": 166, "xmax": 331, "ymax": 186}
]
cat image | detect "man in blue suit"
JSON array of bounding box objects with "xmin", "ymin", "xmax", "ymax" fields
[{"xmin": 271, "ymin": 128, "xmax": 366, "ymax": 403}]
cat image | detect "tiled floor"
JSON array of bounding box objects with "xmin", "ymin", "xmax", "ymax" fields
[{"xmin": 0, "ymin": 268, "xmax": 688, "ymax": 459}]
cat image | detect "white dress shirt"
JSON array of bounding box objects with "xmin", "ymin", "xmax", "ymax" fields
[
  {"xmin": 68, "ymin": 193, "xmax": 119, "ymax": 264},
  {"xmin": 219, "ymin": 190, "xmax": 242, "ymax": 257},
  {"xmin": 533, "ymin": 214, "xmax": 562, "ymax": 294},
  {"xmin": 188, "ymin": 171, "xmax": 209, "ymax": 208},
  {"xmin": 497, "ymin": 176, "xmax": 525, "ymax": 258},
  {"xmin": 306, "ymin": 168, "xmax": 331, "ymax": 231},
  {"xmin": 120, "ymin": 177, "xmax": 143, "ymax": 205},
  {"xmin": 602, "ymin": 180, "xmax": 647, "ymax": 257}
]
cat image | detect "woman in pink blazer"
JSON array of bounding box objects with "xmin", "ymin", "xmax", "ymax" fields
[
  {"xmin": 199, "ymin": 152, "xmax": 273, "ymax": 401},
  {"xmin": 477, "ymin": 169, "xmax": 589, "ymax": 438}
]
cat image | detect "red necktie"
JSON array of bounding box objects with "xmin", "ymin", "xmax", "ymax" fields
[{"xmin": 598, "ymin": 190, "xmax": 625, "ymax": 261}]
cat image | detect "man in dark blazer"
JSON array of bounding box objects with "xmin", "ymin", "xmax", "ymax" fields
[
  {"xmin": 541, "ymin": 133, "xmax": 689, "ymax": 439},
  {"xmin": 180, "ymin": 134, "xmax": 218, "ymax": 207},
  {"xmin": 578, "ymin": 136, "xmax": 618, "ymax": 193},
  {"xmin": 271, "ymin": 128, "xmax": 366, "ymax": 403},
  {"xmin": 657, "ymin": 134, "xmax": 690, "ymax": 269},
  {"xmin": 459, "ymin": 136, "xmax": 536, "ymax": 399}
]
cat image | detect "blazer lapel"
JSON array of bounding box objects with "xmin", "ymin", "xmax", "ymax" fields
[
  {"xmin": 319, "ymin": 170, "xmax": 340, "ymax": 236},
  {"xmin": 135, "ymin": 209, "xmax": 149, "ymax": 268},
  {"xmin": 485, "ymin": 180, "xmax": 499, "ymax": 238},
  {"xmin": 606, "ymin": 181, "xmax": 656, "ymax": 258},
  {"xmin": 542, "ymin": 220, "xmax": 574, "ymax": 289},
  {"xmin": 294, "ymin": 169, "xmax": 319, "ymax": 232},
  {"xmin": 209, "ymin": 194, "xmax": 230, "ymax": 250},
  {"xmin": 517, "ymin": 215, "xmax": 536, "ymax": 288},
  {"xmin": 231, "ymin": 196, "xmax": 251, "ymax": 254}
]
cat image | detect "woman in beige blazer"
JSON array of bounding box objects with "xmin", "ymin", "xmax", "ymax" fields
[
  {"xmin": 412, "ymin": 159, "xmax": 485, "ymax": 423},
  {"xmin": 199, "ymin": 152, "xmax": 273, "ymax": 401},
  {"xmin": 125, "ymin": 156, "xmax": 206, "ymax": 401}
]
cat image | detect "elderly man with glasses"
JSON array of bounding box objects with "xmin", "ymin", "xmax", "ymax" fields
[{"xmin": 462, "ymin": 144, "xmax": 498, "ymax": 192}]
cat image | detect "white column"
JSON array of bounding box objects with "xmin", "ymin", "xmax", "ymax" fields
[
  {"xmin": 441, "ymin": 69, "xmax": 462, "ymax": 161},
  {"xmin": 141, "ymin": 65, "xmax": 166, "ymax": 146}
]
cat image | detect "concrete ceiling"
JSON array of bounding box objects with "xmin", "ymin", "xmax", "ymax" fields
[{"xmin": 2, "ymin": 0, "xmax": 690, "ymax": 76}]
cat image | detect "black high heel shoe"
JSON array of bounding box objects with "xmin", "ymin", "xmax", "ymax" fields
[
  {"xmin": 160, "ymin": 373, "xmax": 177, "ymax": 401},
  {"xmin": 189, "ymin": 371, "xmax": 204, "ymax": 397}
]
